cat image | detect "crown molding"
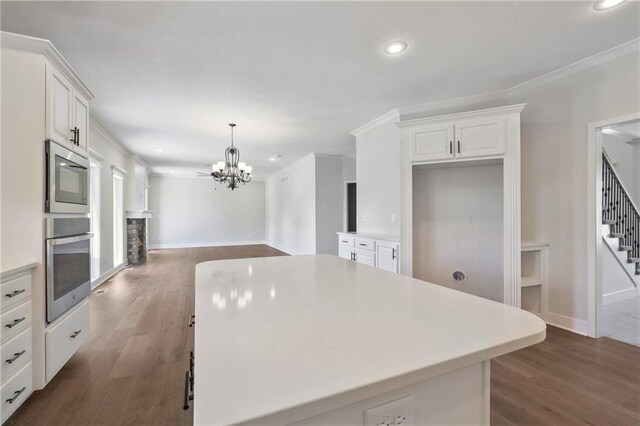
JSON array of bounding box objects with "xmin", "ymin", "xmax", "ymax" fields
[
  {"xmin": 111, "ymin": 165, "xmax": 128, "ymax": 176},
  {"xmin": 507, "ymin": 37, "xmax": 640, "ymax": 97},
  {"xmin": 397, "ymin": 103, "xmax": 526, "ymax": 128},
  {"xmin": 88, "ymin": 148, "xmax": 106, "ymax": 162},
  {"xmin": 89, "ymin": 118, "xmax": 130, "ymax": 156},
  {"xmin": 350, "ymin": 109, "xmax": 400, "ymax": 137},
  {"xmin": 314, "ymin": 153, "xmax": 356, "ymax": 160},
  {"xmin": 1, "ymin": 31, "xmax": 94, "ymax": 100}
]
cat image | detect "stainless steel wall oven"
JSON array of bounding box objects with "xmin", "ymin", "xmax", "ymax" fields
[{"xmin": 45, "ymin": 218, "xmax": 92, "ymax": 322}]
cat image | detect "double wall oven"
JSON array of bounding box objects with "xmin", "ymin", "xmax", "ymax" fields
[{"xmin": 45, "ymin": 141, "xmax": 92, "ymax": 322}]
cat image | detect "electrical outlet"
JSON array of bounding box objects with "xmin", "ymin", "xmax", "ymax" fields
[
  {"xmin": 362, "ymin": 214, "xmax": 368, "ymax": 222},
  {"xmin": 364, "ymin": 395, "xmax": 414, "ymax": 426},
  {"xmin": 391, "ymin": 214, "xmax": 396, "ymax": 224}
]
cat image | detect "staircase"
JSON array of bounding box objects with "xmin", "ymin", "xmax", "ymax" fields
[{"xmin": 602, "ymin": 151, "xmax": 640, "ymax": 277}]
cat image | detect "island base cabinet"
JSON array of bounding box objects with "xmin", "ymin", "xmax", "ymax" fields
[{"xmin": 289, "ymin": 361, "xmax": 489, "ymax": 426}]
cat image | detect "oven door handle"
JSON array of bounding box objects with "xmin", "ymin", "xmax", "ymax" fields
[{"xmin": 48, "ymin": 233, "xmax": 94, "ymax": 245}]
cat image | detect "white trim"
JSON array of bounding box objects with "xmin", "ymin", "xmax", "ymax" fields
[
  {"xmin": 89, "ymin": 148, "xmax": 106, "ymax": 163},
  {"xmin": 149, "ymin": 241, "xmax": 268, "ymax": 250},
  {"xmin": 603, "ymin": 287, "xmax": 638, "ymax": 306},
  {"xmin": 508, "ymin": 38, "xmax": 640, "ymax": 96},
  {"xmin": 90, "ymin": 118, "xmax": 130, "ymax": 156},
  {"xmin": 1, "ymin": 31, "xmax": 94, "ymax": 99},
  {"xmin": 91, "ymin": 264, "xmax": 125, "ymax": 290},
  {"xmin": 111, "ymin": 165, "xmax": 127, "ymax": 177},
  {"xmin": 265, "ymin": 153, "xmax": 316, "ymax": 181},
  {"xmin": 397, "ymin": 104, "xmax": 526, "ymax": 128},
  {"xmin": 587, "ymin": 112, "xmax": 640, "ymax": 337},
  {"xmin": 264, "ymin": 241, "xmax": 308, "ymax": 256},
  {"xmin": 543, "ymin": 312, "xmax": 589, "ymax": 336},
  {"xmin": 350, "ymin": 109, "xmax": 400, "ymax": 137}
]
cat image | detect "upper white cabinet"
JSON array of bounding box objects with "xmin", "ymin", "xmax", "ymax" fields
[
  {"xmin": 403, "ymin": 112, "xmax": 507, "ymax": 164},
  {"xmin": 46, "ymin": 63, "xmax": 91, "ymax": 153},
  {"xmin": 410, "ymin": 123, "xmax": 455, "ymax": 162},
  {"xmin": 455, "ymin": 116, "xmax": 505, "ymax": 159}
]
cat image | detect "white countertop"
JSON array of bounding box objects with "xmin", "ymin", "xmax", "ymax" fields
[{"xmin": 194, "ymin": 255, "xmax": 545, "ymax": 425}]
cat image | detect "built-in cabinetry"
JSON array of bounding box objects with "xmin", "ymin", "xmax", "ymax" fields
[
  {"xmin": 46, "ymin": 65, "xmax": 90, "ymax": 153},
  {"xmin": 1, "ymin": 264, "xmax": 36, "ymax": 423},
  {"xmin": 399, "ymin": 104, "xmax": 524, "ymax": 307},
  {"xmin": 521, "ymin": 242, "xmax": 549, "ymax": 319},
  {"xmin": 337, "ymin": 233, "xmax": 399, "ymax": 273}
]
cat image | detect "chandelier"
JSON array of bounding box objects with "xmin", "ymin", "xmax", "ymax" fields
[{"xmin": 206, "ymin": 123, "xmax": 252, "ymax": 190}]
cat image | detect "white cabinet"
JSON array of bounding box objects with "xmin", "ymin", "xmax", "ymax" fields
[
  {"xmin": 455, "ymin": 116, "xmax": 505, "ymax": 159},
  {"xmin": 337, "ymin": 233, "xmax": 399, "ymax": 272},
  {"xmin": 45, "ymin": 299, "xmax": 89, "ymax": 382},
  {"xmin": 404, "ymin": 115, "xmax": 505, "ymax": 163},
  {"xmin": 409, "ymin": 123, "xmax": 455, "ymax": 162},
  {"xmin": 0, "ymin": 265, "xmax": 35, "ymax": 422},
  {"xmin": 376, "ymin": 241, "xmax": 400, "ymax": 273},
  {"xmin": 46, "ymin": 63, "xmax": 90, "ymax": 153}
]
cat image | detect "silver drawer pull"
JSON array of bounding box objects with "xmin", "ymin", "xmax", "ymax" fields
[
  {"xmin": 6, "ymin": 387, "xmax": 26, "ymax": 404},
  {"xmin": 70, "ymin": 330, "xmax": 82, "ymax": 338},
  {"xmin": 359, "ymin": 243, "xmax": 367, "ymax": 246},
  {"xmin": 341, "ymin": 240, "xmax": 348, "ymax": 243},
  {"xmin": 6, "ymin": 317, "xmax": 26, "ymax": 328},
  {"xmin": 5, "ymin": 289, "xmax": 25, "ymax": 298},
  {"xmin": 6, "ymin": 350, "xmax": 26, "ymax": 364}
]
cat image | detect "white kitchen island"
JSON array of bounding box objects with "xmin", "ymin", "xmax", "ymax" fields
[{"xmin": 194, "ymin": 255, "xmax": 545, "ymax": 425}]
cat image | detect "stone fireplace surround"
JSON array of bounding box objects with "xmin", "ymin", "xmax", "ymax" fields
[{"xmin": 127, "ymin": 218, "xmax": 147, "ymax": 265}]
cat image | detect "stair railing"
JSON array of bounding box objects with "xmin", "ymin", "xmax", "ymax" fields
[{"xmin": 602, "ymin": 150, "xmax": 640, "ymax": 275}]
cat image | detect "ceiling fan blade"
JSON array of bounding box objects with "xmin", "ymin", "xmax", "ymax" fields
[{"xmin": 196, "ymin": 172, "xmax": 212, "ymax": 176}]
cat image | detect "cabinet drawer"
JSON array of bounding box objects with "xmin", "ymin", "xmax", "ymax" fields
[
  {"xmin": 1, "ymin": 362, "xmax": 32, "ymax": 423},
  {"xmin": 355, "ymin": 237, "xmax": 375, "ymax": 251},
  {"xmin": 1, "ymin": 329, "xmax": 32, "ymax": 383},
  {"xmin": 1, "ymin": 302, "xmax": 31, "ymax": 344},
  {"xmin": 45, "ymin": 300, "xmax": 89, "ymax": 382},
  {"xmin": 338, "ymin": 234, "xmax": 355, "ymax": 247},
  {"xmin": 1, "ymin": 274, "xmax": 32, "ymax": 312}
]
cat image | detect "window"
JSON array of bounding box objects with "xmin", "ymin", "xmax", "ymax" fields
[
  {"xmin": 89, "ymin": 159, "xmax": 101, "ymax": 282},
  {"xmin": 112, "ymin": 166, "xmax": 125, "ymax": 267}
]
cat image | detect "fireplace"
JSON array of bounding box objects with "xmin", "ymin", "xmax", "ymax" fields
[{"xmin": 127, "ymin": 218, "xmax": 147, "ymax": 265}]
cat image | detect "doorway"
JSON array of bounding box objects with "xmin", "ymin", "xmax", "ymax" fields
[
  {"xmin": 346, "ymin": 182, "xmax": 356, "ymax": 233},
  {"xmin": 588, "ymin": 113, "xmax": 640, "ymax": 344}
]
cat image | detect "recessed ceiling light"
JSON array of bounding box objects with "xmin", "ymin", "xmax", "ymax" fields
[
  {"xmin": 169, "ymin": 170, "xmax": 174, "ymax": 173},
  {"xmin": 156, "ymin": 148, "xmax": 163, "ymax": 152},
  {"xmin": 593, "ymin": 0, "xmax": 626, "ymax": 11},
  {"xmin": 384, "ymin": 40, "xmax": 408, "ymax": 55}
]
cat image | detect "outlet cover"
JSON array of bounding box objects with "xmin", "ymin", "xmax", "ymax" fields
[{"xmin": 364, "ymin": 395, "xmax": 414, "ymax": 426}]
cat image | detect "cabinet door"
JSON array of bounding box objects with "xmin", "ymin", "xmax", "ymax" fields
[
  {"xmin": 455, "ymin": 117, "xmax": 505, "ymax": 159},
  {"xmin": 73, "ymin": 91, "xmax": 89, "ymax": 152},
  {"xmin": 339, "ymin": 246, "xmax": 353, "ymax": 261},
  {"xmin": 355, "ymin": 249, "xmax": 375, "ymax": 266},
  {"xmin": 409, "ymin": 123, "xmax": 454, "ymax": 163},
  {"xmin": 46, "ymin": 65, "xmax": 73, "ymax": 146},
  {"xmin": 376, "ymin": 243, "xmax": 399, "ymax": 273}
]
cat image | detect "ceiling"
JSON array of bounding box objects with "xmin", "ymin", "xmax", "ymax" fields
[{"xmin": 2, "ymin": 1, "xmax": 639, "ymax": 178}]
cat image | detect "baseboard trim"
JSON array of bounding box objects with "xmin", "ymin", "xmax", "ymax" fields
[
  {"xmin": 543, "ymin": 312, "xmax": 589, "ymax": 336},
  {"xmin": 265, "ymin": 242, "xmax": 313, "ymax": 256},
  {"xmin": 91, "ymin": 264, "xmax": 125, "ymax": 289},
  {"xmin": 148, "ymin": 241, "xmax": 267, "ymax": 249},
  {"xmin": 603, "ymin": 287, "xmax": 638, "ymax": 306}
]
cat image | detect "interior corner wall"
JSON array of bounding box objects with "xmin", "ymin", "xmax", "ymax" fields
[
  {"xmin": 511, "ymin": 49, "xmax": 640, "ymax": 329},
  {"xmin": 148, "ymin": 176, "xmax": 265, "ymax": 248},
  {"xmin": 265, "ymin": 154, "xmax": 317, "ymax": 255},
  {"xmin": 315, "ymin": 157, "xmax": 346, "ymax": 255},
  {"xmin": 89, "ymin": 123, "xmax": 130, "ymax": 277},
  {"xmin": 356, "ymin": 119, "xmax": 401, "ymax": 237}
]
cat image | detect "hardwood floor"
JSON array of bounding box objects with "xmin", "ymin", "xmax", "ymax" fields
[{"xmin": 7, "ymin": 246, "xmax": 640, "ymax": 425}]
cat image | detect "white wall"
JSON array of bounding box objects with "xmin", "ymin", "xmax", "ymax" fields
[
  {"xmin": 355, "ymin": 117, "xmax": 401, "ymax": 237},
  {"xmin": 89, "ymin": 120, "xmax": 130, "ymax": 279},
  {"xmin": 514, "ymin": 50, "xmax": 640, "ymax": 329},
  {"xmin": 602, "ymin": 237, "xmax": 637, "ymax": 305},
  {"xmin": 265, "ymin": 154, "xmax": 316, "ymax": 254},
  {"xmin": 148, "ymin": 176, "xmax": 265, "ymax": 248},
  {"xmin": 603, "ymin": 133, "xmax": 640, "ymax": 205},
  {"xmin": 412, "ymin": 163, "xmax": 504, "ymax": 302},
  {"xmin": 315, "ymin": 156, "xmax": 346, "ymax": 255}
]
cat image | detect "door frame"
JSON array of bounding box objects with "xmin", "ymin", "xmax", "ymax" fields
[
  {"xmin": 587, "ymin": 112, "xmax": 640, "ymax": 338},
  {"xmin": 344, "ymin": 180, "xmax": 356, "ymax": 232}
]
